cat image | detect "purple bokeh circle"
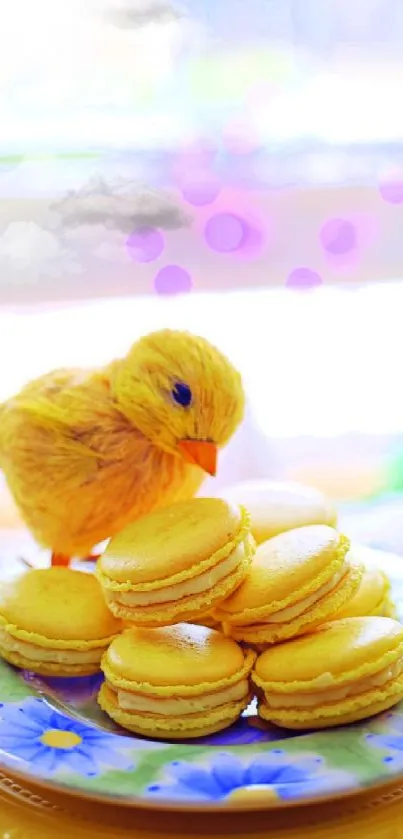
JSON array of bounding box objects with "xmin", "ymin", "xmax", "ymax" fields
[
  {"xmin": 181, "ymin": 173, "xmax": 221, "ymax": 207},
  {"xmin": 379, "ymin": 180, "xmax": 403, "ymax": 204},
  {"xmin": 320, "ymin": 218, "xmax": 357, "ymax": 255},
  {"xmin": 126, "ymin": 227, "xmax": 165, "ymax": 263},
  {"xmin": 204, "ymin": 212, "xmax": 247, "ymax": 253},
  {"xmin": 154, "ymin": 265, "xmax": 193, "ymax": 295},
  {"xmin": 286, "ymin": 267, "xmax": 323, "ymax": 290}
]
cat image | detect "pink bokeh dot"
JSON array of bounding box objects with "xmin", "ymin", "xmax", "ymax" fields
[
  {"xmin": 286, "ymin": 267, "xmax": 323, "ymax": 290},
  {"xmin": 154, "ymin": 265, "xmax": 193, "ymax": 295},
  {"xmin": 204, "ymin": 212, "xmax": 247, "ymax": 253},
  {"xmin": 320, "ymin": 218, "xmax": 357, "ymax": 255},
  {"xmin": 379, "ymin": 180, "xmax": 403, "ymax": 204},
  {"xmin": 181, "ymin": 173, "xmax": 221, "ymax": 207},
  {"xmin": 126, "ymin": 227, "xmax": 165, "ymax": 263}
]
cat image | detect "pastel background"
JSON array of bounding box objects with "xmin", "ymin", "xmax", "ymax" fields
[{"xmin": 1, "ymin": 0, "xmax": 403, "ymax": 532}]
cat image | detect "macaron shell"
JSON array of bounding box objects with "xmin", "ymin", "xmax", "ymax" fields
[
  {"xmin": 258, "ymin": 672, "xmax": 403, "ymax": 730},
  {"xmin": 193, "ymin": 614, "xmax": 221, "ymax": 630},
  {"xmin": 330, "ymin": 568, "xmax": 392, "ymax": 620},
  {"xmin": 223, "ymin": 480, "xmax": 337, "ymax": 543},
  {"xmin": 215, "ymin": 526, "xmax": 349, "ymax": 624},
  {"xmin": 229, "ymin": 562, "xmax": 363, "ymax": 645},
  {"xmin": 0, "ymin": 644, "xmax": 101, "ymax": 677},
  {"xmin": 99, "ymin": 498, "xmax": 243, "ymax": 585},
  {"xmin": 104, "ymin": 623, "xmax": 246, "ymax": 688},
  {"xmin": 98, "ymin": 682, "xmax": 251, "ymax": 740},
  {"xmin": 104, "ymin": 548, "xmax": 252, "ymax": 627},
  {"xmin": 254, "ymin": 617, "xmax": 403, "ymax": 692},
  {"xmin": 0, "ymin": 568, "xmax": 121, "ymax": 645}
]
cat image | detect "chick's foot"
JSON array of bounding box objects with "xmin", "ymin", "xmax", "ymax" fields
[
  {"xmin": 50, "ymin": 552, "xmax": 100, "ymax": 567},
  {"xmin": 51, "ymin": 552, "xmax": 71, "ymax": 567}
]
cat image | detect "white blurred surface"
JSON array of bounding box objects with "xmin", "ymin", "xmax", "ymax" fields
[{"xmin": 1, "ymin": 283, "xmax": 402, "ymax": 437}]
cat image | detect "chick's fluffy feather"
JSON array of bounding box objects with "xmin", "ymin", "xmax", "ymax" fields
[
  {"xmin": 0, "ymin": 366, "xmax": 202, "ymax": 556},
  {"xmin": 0, "ymin": 331, "xmax": 244, "ymax": 556}
]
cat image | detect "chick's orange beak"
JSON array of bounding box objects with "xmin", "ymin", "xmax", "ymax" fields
[{"xmin": 178, "ymin": 439, "xmax": 218, "ymax": 476}]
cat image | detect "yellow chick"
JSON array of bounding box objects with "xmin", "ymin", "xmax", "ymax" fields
[{"xmin": 0, "ymin": 330, "xmax": 244, "ymax": 565}]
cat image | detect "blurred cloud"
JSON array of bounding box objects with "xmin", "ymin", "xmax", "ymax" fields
[
  {"xmin": 0, "ymin": 222, "xmax": 81, "ymax": 285},
  {"xmin": 103, "ymin": 0, "xmax": 182, "ymax": 28},
  {"xmin": 53, "ymin": 176, "xmax": 192, "ymax": 233}
]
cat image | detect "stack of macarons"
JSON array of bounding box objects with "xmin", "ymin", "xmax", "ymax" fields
[
  {"xmin": 0, "ymin": 481, "xmax": 401, "ymax": 738},
  {"xmin": 0, "ymin": 496, "xmax": 258, "ymax": 740}
]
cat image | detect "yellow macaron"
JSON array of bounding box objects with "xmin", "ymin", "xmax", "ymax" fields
[
  {"xmin": 330, "ymin": 564, "xmax": 395, "ymax": 620},
  {"xmin": 214, "ymin": 525, "xmax": 363, "ymax": 645},
  {"xmin": 0, "ymin": 568, "xmax": 121, "ymax": 677},
  {"xmin": 98, "ymin": 623, "xmax": 255, "ymax": 739},
  {"xmin": 97, "ymin": 498, "xmax": 255, "ymax": 627},
  {"xmin": 193, "ymin": 614, "xmax": 221, "ymax": 630},
  {"xmin": 253, "ymin": 616, "xmax": 403, "ymax": 729},
  {"xmin": 222, "ymin": 480, "xmax": 337, "ymax": 544}
]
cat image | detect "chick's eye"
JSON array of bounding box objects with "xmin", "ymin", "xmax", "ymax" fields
[{"xmin": 171, "ymin": 382, "xmax": 192, "ymax": 407}]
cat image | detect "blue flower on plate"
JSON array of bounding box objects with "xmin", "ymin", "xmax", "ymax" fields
[
  {"xmin": 0, "ymin": 698, "xmax": 134, "ymax": 777},
  {"xmin": 146, "ymin": 750, "xmax": 355, "ymax": 804}
]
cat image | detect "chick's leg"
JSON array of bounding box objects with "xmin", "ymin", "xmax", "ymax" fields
[
  {"xmin": 50, "ymin": 552, "xmax": 100, "ymax": 566},
  {"xmin": 51, "ymin": 552, "xmax": 71, "ymax": 567}
]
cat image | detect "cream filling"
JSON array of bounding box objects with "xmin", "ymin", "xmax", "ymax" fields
[
  {"xmin": 0, "ymin": 626, "xmax": 104, "ymax": 665},
  {"xmin": 110, "ymin": 678, "xmax": 249, "ymax": 716},
  {"xmin": 250, "ymin": 566, "xmax": 346, "ymax": 626},
  {"xmin": 109, "ymin": 537, "xmax": 249, "ymax": 608},
  {"xmin": 262, "ymin": 659, "xmax": 403, "ymax": 709}
]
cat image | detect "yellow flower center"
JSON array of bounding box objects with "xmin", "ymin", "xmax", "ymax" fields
[
  {"xmin": 226, "ymin": 785, "xmax": 279, "ymax": 804},
  {"xmin": 40, "ymin": 729, "xmax": 82, "ymax": 750}
]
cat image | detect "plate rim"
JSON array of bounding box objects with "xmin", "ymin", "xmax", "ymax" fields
[{"xmin": 3, "ymin": 756, "xmax": 403, "ymax": 814}]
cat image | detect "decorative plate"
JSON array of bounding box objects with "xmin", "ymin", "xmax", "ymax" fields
[{"xmin": 1, "ymin": 523, "xmax": 403, "ymax": 810}]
